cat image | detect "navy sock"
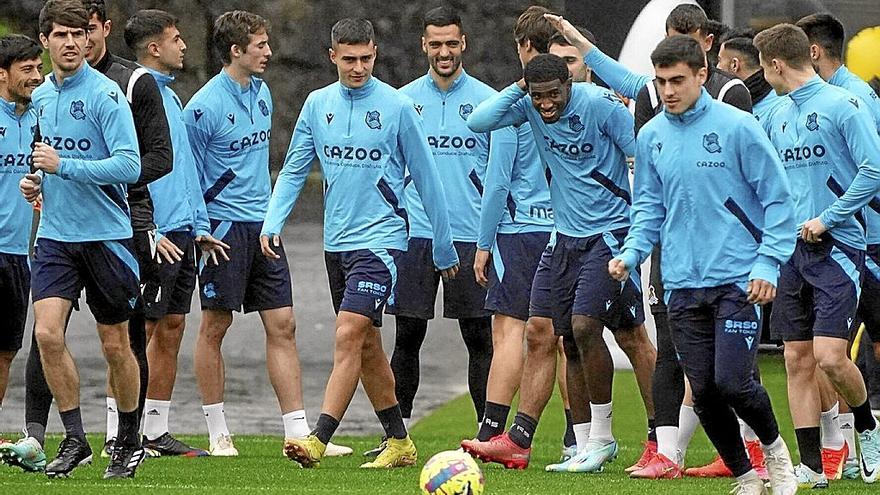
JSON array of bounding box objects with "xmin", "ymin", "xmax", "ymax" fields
[
  {"xmin": 648, "ymin": 418, "xmax": 657, "ymax": 443},
  {"xmin": 508, "ymin": 412, "xmax": 538, "ymax": 449},
  {"xmin": 477, "ymin": 401, "xmax": 510, "ymax": 441},
  {"xmin": 850, "ymin": 400, "xmax": 878, "ymax": 433},
  {"xmin": 117, "ymin": 409, "xmax": 140, "ymax": 446},
  {"xmin": 563, "ymin": 409, "xmax": 576, "ymax": 447},
  {"xmin": 59, "ymin": 408, "xmax": 85, "ymax": 439},
  {"xmin": 376, "ymin": 405, "xmax": 407, "ymax": 440},
  {"xmin": 312, "ymin": 414, "xmax": 340, "ymax": 445},
  {"xmin": 795, "ymin": 427, "xmax": 822, "ymax": 473}
]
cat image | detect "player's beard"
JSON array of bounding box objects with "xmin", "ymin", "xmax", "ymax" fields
[{"xmin": 431, "ymin": 55, "xmax": 461, "ymax": 78}]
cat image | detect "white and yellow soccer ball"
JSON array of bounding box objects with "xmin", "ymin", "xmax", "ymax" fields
[{"xmin": 419, "ymin": 450, "xmax": 485, "ymax": 495}]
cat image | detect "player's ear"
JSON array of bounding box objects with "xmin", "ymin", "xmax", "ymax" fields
[
  {"xmin": 328, "ymin": 47, "xmax": 336, "ymax": 64},
  {"xmin": 104, "ymin": 19, "xmax": 112, "ymax": 38},
  {"xmin": 809, "ymin": 43, "xmax": 820, "ymax": 61},
  {"xmin": 0, "ymin": 68, "xmax": 7, "ymax": 84},
  {"xmin": 704, "ymin": 32, "xmax": 714, "ymax": 52},
  {"xmin": 421, "ymin": 36, "xmax": 427, "ymax": 55},
  {"xmin": 697, "ymin": 66, "xmax": 708, "ymax": 84},
  {"xmin": 461, "ymin": 34, "xmax": 467, "ymax": 52},
  {"xmin": 39, "ymin": 33, "xmax": 49, "ymax": 50}
]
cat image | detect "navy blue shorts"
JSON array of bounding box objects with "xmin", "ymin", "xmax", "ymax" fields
[
  {"xmin": 0, "ymin": 253, "xmax": 30, "ymax": 351},
  {"xmin": 198, "ymin": 220, "xmax": 292, "ymax": 314},
  {"xmin": 487, "ymin": 231, "xmax": 551, "ymax": 321},
  {"xmin": 771, "ymin": 238, "xmax": 864, "ymax": 341},
  {"xmin": 385, "ymin": 238, "xmax": 489, "ymax": 320},
  {"xmin": 528, "ymin": 240, "xmax": 555, "ymax": 320},
  {"xmin": 144, "ymin": 231, "xmax": 197, "ymax": 320},
  {"xmin": 325, "ymin": 249, "xmax": 402, "ymax": 327},
  {"xmin": 31, "ymin": 238, "xmax": 140, "ymax": 325},
  {"xmin": 548, "ymin": 230, "xmax": 645, "ymax": 337},
  {"xmin": 859, "ymin": 243, "xmax": 880, "ymax": 341}
]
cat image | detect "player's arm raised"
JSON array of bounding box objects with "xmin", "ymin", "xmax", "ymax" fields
[
  {"xmin": 475, "ymin": 125, "xmax": 519, "ymax": 287},
  {"xmin": 261, "ymin": 99, "xmax": 317, "ymax": 259},
  {"xmin": 466, "ymin": 84, "xmax": 530, "ymax": 133}
]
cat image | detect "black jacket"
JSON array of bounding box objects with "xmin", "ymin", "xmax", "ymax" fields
[
  {"xmin": 94, "ymin": 51, "xmax": 172, "ymax": 232},
  {"xmin": 634, "ymin": 66, "xmax": 753, "ymax": 134}
]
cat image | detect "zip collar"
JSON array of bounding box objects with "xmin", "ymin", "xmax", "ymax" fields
[
  {"xmin": 426, "ymin": 68, "xmax": 468, "ymax": 96},
  {"xmin": 664, "ymin": 87, "xmax": 711, "ymax": 126},
  {"xmin": 219, "ymin": 68, "xmax": 263, "ymax": 97},
  {"xmin": 787, "ymin": 75, "xmax": 825, "ymax": 107},
  {"xmin": 49, "ymin": 61, "xmax": 89, "ymax": 90},
  {"xmin": 145, "ymin": 67, "xmax": 175, "ymax": 88},
  {"xmin": 338, "ymin": 76, "xmax": 378, "ymax": 100},
  {"xmin": 0, "ymin": 97, "xmax": 22, "ymax": 118},
  {"xmin": 828, "ymin": 65, "xmax": 852, "ymax": 87}
]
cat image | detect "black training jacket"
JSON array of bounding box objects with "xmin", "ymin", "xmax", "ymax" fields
[{"xmin": 94, "ymin": 52, "xmax": 172, "ymax": 232}]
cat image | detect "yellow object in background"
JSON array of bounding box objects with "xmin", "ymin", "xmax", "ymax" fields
[
  {"xmin": 847, "ymin": 26, "xmax": 880, "ymax": 83},
  {"xmin": 852, "ymin": 323, "xmax": 866, "ymax": 362}
]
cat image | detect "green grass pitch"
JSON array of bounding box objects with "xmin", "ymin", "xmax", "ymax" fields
[{"xmin": 0, "ymin": 355, "xmax": 873, "ymax": 493}]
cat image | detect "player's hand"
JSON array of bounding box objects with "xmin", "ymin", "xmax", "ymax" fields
[
  {"xmin": 800, "ymin": 217, "xmax": 827, "ymax": 243},
  {"xmin": 608, "ymin": 258, "xmax": 629, "ymax": 282},
  {"xmin": 260, "ymin": 234, "xmax": 282, "ymax": 260},
  {"xmin": 474, "ymin": 249, "xmax": 491, "ymax": 288},
  {"xmin": 197, "ymin": 234, "xmax": 230, "ymax": 265},
  {"xmin": 543, "ymin": 13, "xmax": 593, "ymax": 56},
  {"xmin": 20, "ymin": 173, "xmax": 42, "ymax": 203},
  {"xmin": 747, "ymin": 278, "xmax": 776, "ymax": 305},
  {"xmin": 155, "ymin": 235, "xmax": 183, "ymax": 265},
  {"xmin": 440, "ymin": 263, "xmax": 460, "ymax": 281},
  {"xmin": 32, "ymin": 142, "xmax": 60, "ymax": 174}
]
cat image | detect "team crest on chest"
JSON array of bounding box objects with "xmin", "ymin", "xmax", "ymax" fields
[
  {"xmin": 258, "ymin": 99, "xmax": 269, "ymax": 117},
  {"xmin": 366, "ymin": 110, "xmax": 382, "ymax": 130},
  {"xmin": 70, "ymin": 100, "xmax": 86, "ymax": 120},
  {"xmin": 702, "ymin": 133, "xmax": 721, "ymax": 153},
  {"xmin": 459, "ymin": 103, "xmax": 473, "ymax": 120},
  {"xmin": 805, "ymin": 112, "xmax": 819, "ymax": 131},
  {"xmin": 569, "ymin": 114, "xmax": 585, "ymax": 132}
]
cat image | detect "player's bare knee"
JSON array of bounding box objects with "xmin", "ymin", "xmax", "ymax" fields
[
  {"xmin": 813, "ymin": 348, "xmax": 848, "ymax": 376},
  {"xmin": 525, "ymin": 322, "xmax": 555, "ymax": 354},
  {"xmin": 34, "ymin": 325, "xmax": 65, "ymax": 355}
]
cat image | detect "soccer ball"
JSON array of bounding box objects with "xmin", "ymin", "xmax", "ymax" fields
[{"xmin": 419, "ymin": 450, "xmax": 485, "ymax": 495}]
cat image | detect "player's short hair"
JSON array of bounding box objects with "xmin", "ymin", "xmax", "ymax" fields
[
  {"xmin": 651, "ymin": 35, "xmax": 706, "ymax": 71},
  {"xmin": 0, "ymin": 34, "xmax": 42, "ymax": 70},
  {"xmin": 721, "ymin": 37, "xmax": 760, "ymax": 70},
  {"xmin": 82, "ymin": 0, "xmax": 107, "ymax": 22},
  {"xmin": 666, "ymin": 4, "xmax": 709, "ymax": 35},
  {"xmin": 796, "ymin": 13, "xmax": 845, "ymax": 61},
  {"xmin": 514, "ymin": 5, "xmax": 557, "ymax": 53},
  {"xmin": 331, "ymin": 18, "xmax": 375, "ymax": 47},
  {"xmin": 548, "ymin": 27, "xmax": 596, "ymax": 48},
  {"xmin": 524, "ymin": 53, "xmax": 570, "ymax": 85},
  {"xmin": 753, "ymin": 24, "xmax": 811, "ymax": 70},
  {"xmin": 40, "ymin": 0, "xmax": 90, "ymax": 37},
  {"xmin": 212, "ymin": 10, "xmax": 268, "ymax": 64},
  {"xmin": 423, "ymin": 6, "xmax": 461, "ymax": 32},
  {"xmin": 124, "ymin": 9, "xmax": 179, "ymax": 54}
]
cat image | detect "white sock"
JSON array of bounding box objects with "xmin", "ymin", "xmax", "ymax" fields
[
  {"xmin": 739, "ymin": 417, "xmax": 759, "ymax": 442},
  {"xmin": 820, "ymin": 402, "xmax": 845, "ymax": 449},
  {"xmin": 403, "ymin": 417, "xmax": 411, "ymax": 431},
  {"xmin": 105, "ymin": 397, "xmax": 118, "ymax": 443},
  {"xmin": 839, "ymin": 412, "xmax": 857, "ymax": 461},
  {"xmin": 736, "ymin": 469, "xmax": 760, "ymax": 483},
  {"xmin": 283, "ymin": 409, "xmax": 310, "ymax": 439},
  {"xmin": 574, "ymin": 422, "xmax": 591, "ymax": 452},
  {"xmin": 202, "ymin": 402, "xmax": 230, "ymax": 443},
  {"xmin": 762, "ymin": 435, "xmax": 785, "ymax": 455},
  {"xmin": 589, "ymin": 402, "xmax": 613, "ymax": 443},
  {"xmin": 143, "ymin": 399, "xmax": 171, "ymax": 441},
  {"xmin": 678, "ymin": 405, "xmax": 700, "ymax": 458},
  {"xmin": 657, "ymin": 425, "xmax": 680, "ymax": 463}
]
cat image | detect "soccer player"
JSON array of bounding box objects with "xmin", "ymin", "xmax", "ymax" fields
[
  {"xmin": 608, "ymin": 34, "xmax": 798, "ymax": 495},
  {"xmin": 462, "ymin": 53, "xmax": 647, "ymax": 474},
  {"xmin": 716, "ymin": 32, "xmax": 787, "ymax": 128},
  {"xmin": 386, "ymin": 6, "xmax": 495, "ymax": 438},
  {"xmin": 754, "ymin": 23, "xmax": 880, "ymax": 486},
  {"xmin": 8, "ymin": 0, "xmax": 174, "ymax": 463},
  {"xmin": 24, "ymin": 0, "xmax": 143, "ymax": 479},
  {"xmin": 182, "ymin": 10, "xmax": 347, "ymax": 458},
  {"xmin": 123, "ymin": 8, "xmax": 228, "ymax": 457},
  {"xmin": 262, "ymin": 17, "xmax": 458, "ymax": 469},
  {"xmin": 797, "ymin": 12, "xmax": 880, "ymax": 480},
  {"xmin": 547, "ymin": 7, "xmax": 761, "ymax": 477},
  {"xmin": 0, "ymin": 34, "xmax": 42, "ymax": 463}
]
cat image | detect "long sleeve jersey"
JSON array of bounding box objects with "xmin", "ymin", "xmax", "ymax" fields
[
  {"xmin": 183, "ymin": 69, "xmax": 273, "ymax": 222},
  {"xmin": 145, "ymin": 68, "xmax": 210, "ymax": 237},
  {"xmin": 0, "ymin": 99, "xmax": 37, "ymax": 255},
  {"xmin": 468, "ymin": 82, "xmax": 635, "ymax": 238},
  {"xmin": 827, "ymin": 65, "xmax": 880, "ymax": 245},
  {"xmin": 262, "ymin": 76, "xmax": 458, "ymax": 269},
  {"xmin": 478, "ymin": 122, "xmax": 554, "ymax": 250},
  {"xmin": 31, "ymin": 62, "xmax": 140, "ymax": 242},
  {"xmin": 399, "ymin": 70, "xmax": 495, "ymax": 242},
  {"xmin": 765, "ymin": 76, "xmax": 880, "ymax": 250},
  {"xmin": 619, "ymin": 89, "xmax": 795, "ymax": 288}
]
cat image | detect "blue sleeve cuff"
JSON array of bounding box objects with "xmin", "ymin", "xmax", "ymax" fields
[
  {"xmin": 818, "ymin": 211, "xmax": 838, "ymax": 230},
  {"xmin": 749, "ymin": 256, "xmax": 779, "ymax": 287},
  {"xmin": 619, "ymin": 250, "xmax": 641, "ymax": 272},
  {"xmin": 433, "ymin": 244, "xmax": 460, "ymax": 271}
]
